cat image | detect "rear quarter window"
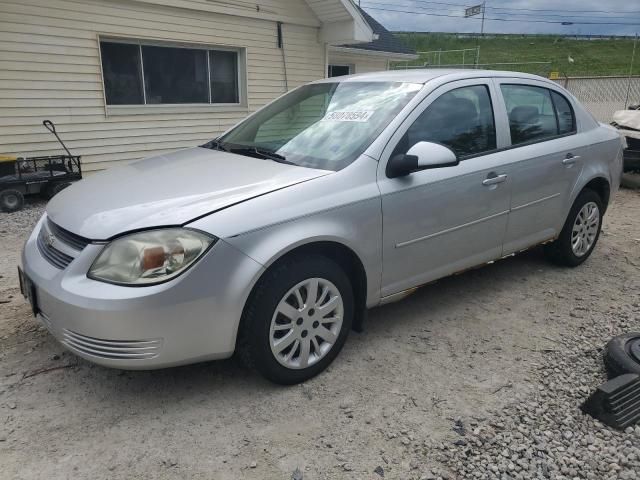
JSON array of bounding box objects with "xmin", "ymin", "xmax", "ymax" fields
[{"xmin": 550, "ymin": 91, "xmax": 576, "ymax": 135}]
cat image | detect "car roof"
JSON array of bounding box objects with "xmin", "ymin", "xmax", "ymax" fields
[{"xmin": 313, "ymin": 69, "xmax": 553, "ymax": 85}]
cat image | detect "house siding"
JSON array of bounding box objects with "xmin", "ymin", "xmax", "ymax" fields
[
  {"xmin": 328, "ymin": 50, "xmax": 388, "ymax": 74},
  {"xmin": 0, "ymin": 0, "xmax": 324, "ymax": 171}
]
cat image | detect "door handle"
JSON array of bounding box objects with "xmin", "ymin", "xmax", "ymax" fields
[
  {"xmin": 482, "ymin": 173, "xmax": 508, "ymax": 186},
  {"xmin": 562, "ymin": 153, "xmax": 581, "ymax": 165}
]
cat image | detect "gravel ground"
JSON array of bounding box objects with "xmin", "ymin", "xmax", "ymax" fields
[{"xmin": 0, "ymin": 190, "xmax": 639, "ymax": 480}]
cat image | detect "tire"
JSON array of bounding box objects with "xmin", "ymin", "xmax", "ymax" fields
[
  {"xmin": 44, "ymin": 182, "xmax": 71, "ymax": 199},
  {"xmin": 0, "ymin": 189, "xmax": 25, "ymax": 213},
  {"xmin": 238, "ymin": 253, "xmax": 354, "ymax": 384},
  {"xmin": 603, "ymin": 333, "xmax": 640, "ymax": 378},
  {"xmin": 544, "ymin": 189, "xmax": 603, "ymax": 267}
]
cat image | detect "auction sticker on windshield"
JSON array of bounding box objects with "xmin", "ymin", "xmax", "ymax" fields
[{"xmin": 323, "ymin": 111, "xmax": 374, "ymax": 122}]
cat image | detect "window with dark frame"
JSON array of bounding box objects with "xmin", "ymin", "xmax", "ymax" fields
[
  {"xmin": 100, "ymin": 40, "xmax": 240, "ymax": 106},
  {"xmin": 395, "ymin": 84, "xmax": 497, "ymax": 158},
  {"xmin": 500, "ymin": 84, "xmax": 576, "ymax": 146},
  {"xmin": 328, "ymin": 65, "xmax": 351, "ymax": 77}
]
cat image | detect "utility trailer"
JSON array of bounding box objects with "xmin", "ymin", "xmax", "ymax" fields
[{"xmin": 0, "ymin": 120, "xmax": 81, "ymax": 212}]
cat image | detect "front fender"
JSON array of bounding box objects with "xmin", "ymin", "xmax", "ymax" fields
[{"xmin": 222, "ymin": 197, "xmax": 383, "ymax": 308}]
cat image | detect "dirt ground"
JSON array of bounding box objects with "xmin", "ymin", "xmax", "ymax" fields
[{"xmin": 1, "ymin": 189, "xmax": 639, "ymax": 480}]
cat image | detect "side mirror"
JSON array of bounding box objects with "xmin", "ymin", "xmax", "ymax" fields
[
  {"xmin": 407, "ymin": 141, "xmax": 458, "ymax": 169},
  {"xmin": 386, "ymin": 141, "xmax": 458, "ymax": 178}
]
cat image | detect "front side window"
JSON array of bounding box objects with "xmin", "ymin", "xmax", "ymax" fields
[
  {"xmin": 394, "ymin": 85, "xmax": 497, "ymax": 158},
  {"xmin": 501, "ymin": 84, "xmax": 574, "ymax": 145},
  {"xmin": 100, "ymin": 40, "xmax": 241, "ymax": 105},
  {"xmin": 217, "ymin": 81, "xmax": 422, "ymax": 171}
]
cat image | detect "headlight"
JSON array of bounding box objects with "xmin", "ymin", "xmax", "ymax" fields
[{"xmin": 88, "ymin": 228, "xmax": 216, "ymax": 286}]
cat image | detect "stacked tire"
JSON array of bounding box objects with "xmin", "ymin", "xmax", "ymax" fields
[{"xmin": 604, "ymin": 333, "xmax": 640, "ymax": 378}]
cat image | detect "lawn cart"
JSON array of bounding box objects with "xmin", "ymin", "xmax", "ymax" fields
[{"xmin": 0, "ymin": 120, "xmax": 81, "ymax": 212}]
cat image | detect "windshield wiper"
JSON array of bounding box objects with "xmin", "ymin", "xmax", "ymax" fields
[
  {"xmin": 201, "ymin": 139, "xmax": 229, "ymax": 151},
  {"xmin": 228, "ymin": 146, "xmax": 294, "ymax": 165}
]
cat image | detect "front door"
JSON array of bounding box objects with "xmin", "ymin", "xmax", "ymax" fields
[{"xmin": 377, "ymin": 80, "xmax": 512, "ymax": 298}]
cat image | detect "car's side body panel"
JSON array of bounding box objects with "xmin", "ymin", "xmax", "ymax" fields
[
  {"xmin": 189, "ymin": 157, "xmax": 384, "ymax": 308},
  {"xmin": 375, "ymin": 78, "xmax": 512, "ymax": 297},
  {"xmin": 565, "ymin": 125, "xmax": 623, "ymax": 218},
  {"xmin": 489, "ymin": 77, "xmax": 614, "ymax": 255}
]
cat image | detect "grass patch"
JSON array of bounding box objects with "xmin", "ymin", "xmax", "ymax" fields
[{"xmin": 394, "ymin": 33, "xmax": 639, "ymax": 77}]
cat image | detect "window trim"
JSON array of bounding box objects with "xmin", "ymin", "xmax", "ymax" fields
[
  {"xmin": 98, "ymin": 35, "xmax": 247, "ymax": 115},
  {"xmin": 497, "ymin": 81, "xmax": 578, "ymax": 150}
]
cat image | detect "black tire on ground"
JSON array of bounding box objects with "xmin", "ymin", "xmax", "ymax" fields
[
  {"xmin": 0, "ymin": 189, "xmax": 25, "ymax": 213},
  {"xmin": 544, "ymin": 188, "xmax": 604, "ymax": 267},
  {"xmin": 45, "ymin": 182, "xmax": 71, "ymax": 199},
  {"xmin": 237, "ymin": 253, "xmax": 354, "ymax": 385},
  {"xmin": 603, "ymin": 332, "xmax": 640, "ymax": 378}
]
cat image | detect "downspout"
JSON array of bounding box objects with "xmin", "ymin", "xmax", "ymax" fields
[
  {"xmin": 325, "ymin": 42, "xmax": 329, "ymax": 78},
  {"xmin": 277, "ymin": 21, "xmax": 289, "ymax": 92}
]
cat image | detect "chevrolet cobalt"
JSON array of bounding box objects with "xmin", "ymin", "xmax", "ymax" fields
[{"xmin": 20, "ymin": 70, "xmax": 624, "ymax": 384}]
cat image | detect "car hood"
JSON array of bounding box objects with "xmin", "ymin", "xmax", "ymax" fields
[{"xmin": 46, "ymin": 147, "xmax": 331, "ymax": 240}]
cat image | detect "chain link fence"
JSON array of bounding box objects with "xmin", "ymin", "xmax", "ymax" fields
[
  {"xmin": 391, "ymin": 45, "xmax": 640, "ymax": 122},
  {"xmin": 555, "ymin": 76, "xmax": 640, "ymax": 122}
]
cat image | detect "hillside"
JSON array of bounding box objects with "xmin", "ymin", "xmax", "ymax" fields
[{"xmin": 393, "ymin": 33, "xmax": 639, "ymax": 77}]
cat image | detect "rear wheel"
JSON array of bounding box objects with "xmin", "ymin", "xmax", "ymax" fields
[
  {"xmin": 0, "ymin": 189, "xmax": 24, "ymax": 212},
  {"xmin": 545, "ymin": 189, "xmax": 603, "ymax": 267},
  {"xmin": 238, "ymin": 254, "xmax": 353, "ymax": 384}
]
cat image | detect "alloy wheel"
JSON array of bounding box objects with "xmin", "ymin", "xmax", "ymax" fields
[
  {"xmin": 269, "ymin": 277, "xmax": 344, "ymax": 369},
  {"xmin": 571, "ymin": 201, "xmax": 599, "ymax": 257}
]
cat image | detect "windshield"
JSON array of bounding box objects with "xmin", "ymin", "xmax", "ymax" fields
[{"xmin": 215, "ymin": 81, "xmax": 422, "ymax": 171}]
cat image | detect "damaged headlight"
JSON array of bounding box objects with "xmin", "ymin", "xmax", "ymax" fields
[{"xmin": 88, "ymin": 228, "xmax": 216, "ymax": 286}]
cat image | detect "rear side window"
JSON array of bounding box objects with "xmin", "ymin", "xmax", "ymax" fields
[
  {"xmin": 396, "ymin": 84, "xmax": 497, "ymax": 158},
  {"xmin": 551, "ymin": 91, "xmax": 576, "ymax": 134},
  {"xmin": 501, "ymin": 84, "xmax": 576, "ymax": 145}
]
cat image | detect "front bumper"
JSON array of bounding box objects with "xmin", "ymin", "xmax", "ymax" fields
[{"xmin": 21, "ymin": 216, "xmax": 264, "ymax": 369}]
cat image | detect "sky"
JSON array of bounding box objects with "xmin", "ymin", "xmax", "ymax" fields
[{"xmin": 358, "ymin": 0, "xmax": 640, "ymax": 36}]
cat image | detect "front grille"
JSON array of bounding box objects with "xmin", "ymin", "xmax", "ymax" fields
[
  {"xmin": 62, "ymin": 329, "xmax": 162, "ymax": 360},
  {"xmin": 37, "ymin": 218, "xmax": 90, "ymax": 269},
  {"xmin": 37, "ymin": 227, "xmax": 74, "ymax": 269},
  {"xmin": 47, "ymin": 219, "xmax": 90, "ymax": 251}
]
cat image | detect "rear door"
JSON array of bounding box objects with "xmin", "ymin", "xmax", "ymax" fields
[{"xmin": 493, "ymin": 79, "xmax": 584, "ymax": 254}]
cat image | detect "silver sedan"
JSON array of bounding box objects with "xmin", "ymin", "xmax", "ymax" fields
[{"xmin": 20, "ymin": 70, "xmax": 624, "ymax": 384}]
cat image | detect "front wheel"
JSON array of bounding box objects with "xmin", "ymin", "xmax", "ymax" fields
[
  {"xmin": 545, "ymin": 189, "xmax": 603, "ymax": 267},
  {"xmin": 238, "ymin": 254, "xmax": 353, "ymax": 384}
]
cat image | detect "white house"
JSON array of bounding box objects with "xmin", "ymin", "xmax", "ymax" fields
[{"xmin": 0, "ymin": 0, "xmax": 416, "ymax": 171}]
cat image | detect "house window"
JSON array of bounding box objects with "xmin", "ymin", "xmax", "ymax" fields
[
  {"xmin": 328, "ymin": 64, "xmax": 352, "ymax": 77},
  {"xmin": 100, "ymin": 40, "xmax": 241, "ymax": 105}
]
